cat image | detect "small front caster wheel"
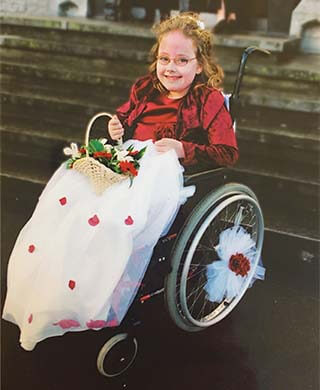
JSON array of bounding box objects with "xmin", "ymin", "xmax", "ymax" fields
[{"xmin": 97, "ymin": 333, "xmax": 138, "ymax": 377}]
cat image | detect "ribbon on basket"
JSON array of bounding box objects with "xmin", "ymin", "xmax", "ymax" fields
[{"xmin": 64, "ymin": 112, "xmax": 146, "ymax": 195}]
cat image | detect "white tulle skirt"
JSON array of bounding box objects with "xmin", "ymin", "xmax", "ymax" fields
[{"xmin": 2, "ymin": 140, "xmax": 194, "ymax": 351}]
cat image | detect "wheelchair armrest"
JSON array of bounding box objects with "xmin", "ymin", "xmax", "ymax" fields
[{"xmin": 183, "ymin": 167, "xmax": 228, "ymax": 186}]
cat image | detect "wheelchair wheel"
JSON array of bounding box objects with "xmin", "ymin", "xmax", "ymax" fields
[
  {"xmin": 165, "ymin": 183, "xmax": 264, "ymax": 332},
  {"xmin": 96, "ymin": 333, "xmax": 138, "ymax": 377}
]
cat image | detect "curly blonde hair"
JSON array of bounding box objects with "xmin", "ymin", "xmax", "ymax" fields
[{"xmin": 149, "ymin": 12, "xmax": 224, "ymax": 94}]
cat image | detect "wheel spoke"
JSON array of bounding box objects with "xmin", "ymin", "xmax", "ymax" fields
[
  {"xmin": 197, "ymin": 296, "xmax": 213, "ymax": 320},
  {"xmin": 187, "ymin": 277, "xmax": 207, "ymax": 314}
]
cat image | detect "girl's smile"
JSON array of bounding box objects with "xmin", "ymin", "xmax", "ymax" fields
[{"xmin": 164, "ymin": 74, "xmax": 182, "ymax": 81}]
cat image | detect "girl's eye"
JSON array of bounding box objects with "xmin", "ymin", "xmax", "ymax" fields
[
  {"xmin": 176, "ymin": 57, "xmax": 189, "ymax": 65},
  {"xmin": 158, "ymin": 56, "xmax": 170, "ymax": 64}
]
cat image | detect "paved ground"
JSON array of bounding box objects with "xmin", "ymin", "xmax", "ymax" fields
[{"xmin": 1, "ymin": 176, "xmax": 319, "ymax": 390}]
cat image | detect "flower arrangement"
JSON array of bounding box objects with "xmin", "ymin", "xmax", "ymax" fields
[
  {"xmin": 64, "ymin": 138, "xmax": 147, "ymax": 184},
  {"xmin": 204, "ymin": 226, "xmax": 263, "ymax": 303}
]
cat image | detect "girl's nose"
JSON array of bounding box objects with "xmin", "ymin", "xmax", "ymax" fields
[{"xmin": 166, "ymin": 60, "xmax": 178, "ymax": 71}]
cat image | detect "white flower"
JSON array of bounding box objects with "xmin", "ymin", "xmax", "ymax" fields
[
  {"xmin": 115, "ymin": 149, "xmax": 129, "ymax": 161},
  {"xmin": 197, "ymin": 20, "xmax": 205, "ymax": 30},
  {"xmin": 99, "ymin": 138, "xmax": 113, "ymax": 153},
  {"xmin": 63, "ymin": 143, "xmax": 81, "ymax": 158},
  {"xmin": 99, "ymin": 138, "xmax": 108, "ymax": 145}
]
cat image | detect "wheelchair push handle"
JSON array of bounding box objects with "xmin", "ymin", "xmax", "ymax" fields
[
  {"xmin": 232, "ymin": 46, "xmax": 271, "ymax": 99},
  {"xmin": 229, "ymin": 46, "xmax": 270, "ymax": 121}
]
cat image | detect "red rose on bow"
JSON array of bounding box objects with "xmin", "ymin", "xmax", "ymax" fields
[{"xmin": 229, "ymin": 253, "xmax": 251, "ymax": 277}]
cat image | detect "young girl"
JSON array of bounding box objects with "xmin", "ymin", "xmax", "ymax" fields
[
  {"xmin": 108, "ymin": 12, "xmax": 238, "ymax": 169},
  {"xmin": 2, "ymin": 13, "xmax": 237, "ymax": 351}
]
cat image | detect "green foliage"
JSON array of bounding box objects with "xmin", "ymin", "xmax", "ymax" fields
[
  {"xmin": 88, "ymin": 139, "xmax": 105, "ymax": 153},
  {"xmin": 66, "ymin": 158, "xmax": 74, "ymax": 169},
  {"xmin": 135, "ymin": 146, "xmax": 147, "ymax": 160}
]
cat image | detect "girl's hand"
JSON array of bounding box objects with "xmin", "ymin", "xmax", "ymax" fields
[
  {"xmin": 154, "ymin": 138, "xmax": 185, "ymax": 158},
  {"xmin": 108, "ymin": 115, "xmax": 124, "ymax": 140}
]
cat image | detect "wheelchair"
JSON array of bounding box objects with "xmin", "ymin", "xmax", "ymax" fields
[{"xmin": 96, "ymin": 46, "xmax": 269, "ymax": 378}]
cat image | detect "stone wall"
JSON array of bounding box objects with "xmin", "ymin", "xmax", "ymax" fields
[
  {"xmin": 290, "ymin": 0, "xmax": 320, "ymax": 36},
  {"xmin": 0, "ymin": 0, "xmax": 50, "ymax": 15},
  {"xmin": 290, "ymin": 0, "xmax": 320, "ymax": 53},
  {"xmin": 0, "ymin": 0, "xmax": 88, "ymax": 17}
]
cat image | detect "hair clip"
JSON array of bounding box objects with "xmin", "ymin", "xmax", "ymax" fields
[{"xmin": 197, "ymin": 20, "xmax": 205, "ymax": 30}]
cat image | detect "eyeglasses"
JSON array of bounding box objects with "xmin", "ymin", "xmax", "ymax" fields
[{"xmin": 157, "ymin": 55, "xmax": 197, "ymax": 67}]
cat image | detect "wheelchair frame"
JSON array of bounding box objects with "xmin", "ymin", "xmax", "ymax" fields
[{"xmin": 96, "ymin": 46, "xmax": 269, "ymax": 377}]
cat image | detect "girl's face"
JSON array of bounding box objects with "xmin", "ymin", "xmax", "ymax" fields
[{"xmin": 156, "ymin": 30, "xmax": 202, "ymax": 99}]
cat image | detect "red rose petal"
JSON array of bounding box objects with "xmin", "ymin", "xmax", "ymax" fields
[
  {"xmin": 125, "ymin": 216, "xmax": 134, "ymax": 225},
  {"xmin": 59, "ymin": 197, "xmax": 67, "ymax": 206},
  {"xmin": 86, "ymin": 319, "xmax": 108, "ymax": 329},
  {"xmin": 106, "ymin": 318, "xmax": 119, "ymax": 327},
  {"xmin": 53, "ymin": 319, "xmax": 80, "ymax": 329},
  {"xmin": 28, "ymin": 314, "xmax": 33, "ymax": 324},
  {"xmin": 68, "ymin": 280, "xmax": 76, "ymax": 290},
  {"xmin": 88, "ymin": 214, "xmax": 100, "ymax": 226},
  {"xmin": 28, "ymin": 245, "xmax": 35, "ymax": 253}
]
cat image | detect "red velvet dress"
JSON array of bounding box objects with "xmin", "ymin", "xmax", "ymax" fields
[
  {"xmin": 133, "ymin": 94, "xmax": 181, "ymax": 141},
  {"xmin": 116, "ymin": 75, "xmax": 239, "ymax": 168}
]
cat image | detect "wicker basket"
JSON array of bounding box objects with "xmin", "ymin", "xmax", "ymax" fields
[{"xmin": 72, "ymin": 112, "xmax": 127, "ymax": 195}]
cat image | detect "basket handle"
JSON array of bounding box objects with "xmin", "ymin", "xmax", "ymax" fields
[{"xmin": 84, "ymin": 112, "xmax": 123, "ymax": 156}]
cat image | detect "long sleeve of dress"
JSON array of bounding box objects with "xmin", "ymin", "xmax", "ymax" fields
[{"xmin": 179, "ymin": 89, "xmax": 239, "ymax": 167}]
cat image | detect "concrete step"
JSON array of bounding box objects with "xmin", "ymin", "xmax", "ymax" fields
[
  {"xmin": 228, "ymin": 169, "xmax": 319, "ymax": 241},
  {"xmin": 0, "ymin": 14, "xmax": 301, "ymax": 58},
  {"xmin": 2, "ymin": 82, "xmax": 319, "ymax": 182},
  {"xmin": 1, "ymin": 117, "xmax": 319, "ymax": 239},
  {"xmin": 1, "ymin": 46, "xmax": 319, "ymax": 116},
  {"xmin": 0, "ymin": 47, "xmax": 147, "ymax": 80},
  {"xmin": 2, "ymin": 118, "xmax": 319, "ymax": 193},
  {"xmin": 2, "ymin": 114, "xmax": 319, "ymax": 193},
  {"xmin": 1, "ymin": 72, "xmax": 130, "ymax": 106},
  {"xmin": 1, "ymin": 35, "xmax": 319, "ymax": 98},
  {"xmin": 1, "ymin": 49, "xmax": 319, "ymax": 171},
  {"xmin": 2, "ymin": 93, "xmax": 319, "ymax": 192},
  {"xmin": 0, "ymin": 34, "xmax": 150, "ymax": 63},
  {"xmin": 236, "ymin": 125, "xmax": 319, "ymax": 184}
]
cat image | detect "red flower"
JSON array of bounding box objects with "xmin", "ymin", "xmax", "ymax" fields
[
  {"xmin": 93, "ymin": 151, "xmax": 112, "ymax": 159},
  {"xmin": 79, "ymin": 147, "xmax": 86, "ymax": 154},
  {"xmin": 128, "ymin": 150, "xmax": 139, "ymax": 156},
  {"xmin": 229, "ymin": 253, "xmax": 251, "ymax": 277},
  {"xmin": 119, "ymin": 161, "xmax": 138, "ymax": 176}
]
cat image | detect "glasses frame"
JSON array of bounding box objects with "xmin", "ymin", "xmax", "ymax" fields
[{"xmin": 156, "ymin": 55, "xmax": 197, "ymax": 67}]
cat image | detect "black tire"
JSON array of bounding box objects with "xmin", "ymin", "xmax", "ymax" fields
[
  {"xmin": 96, "ymin": 333, "xmax": 138, "ymax": 377},
  {"xmin": 164, "ymin": 183, "xmax": 264, "ymax": 332}
]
